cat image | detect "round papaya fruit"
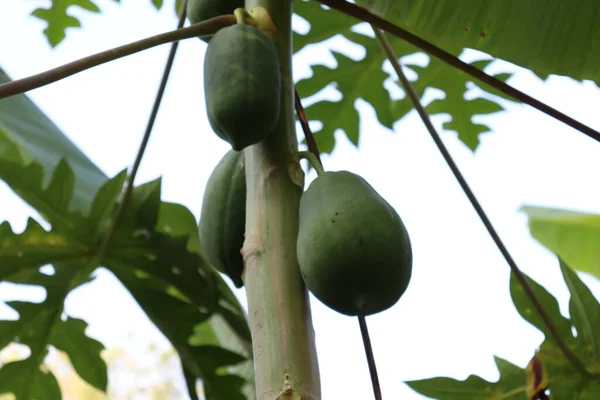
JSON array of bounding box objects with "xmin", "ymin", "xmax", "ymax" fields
[
  {"xmin": 198, "ymin": 150, "xmax": 246, "ymax": 288},
  {"xmin": 297, "ymin": 171, "xmax": 413, "ymax": 316},
  {"xmin": 204, "ymin": 24, "xmax": 281, "ymax": 151},
  {"xmin": 186, "ymin": 0, "xmax": 243, "ymax": 42}
]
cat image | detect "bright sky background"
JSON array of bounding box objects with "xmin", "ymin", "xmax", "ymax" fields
[{"xmin": 1, "ymin": 1, "xmax": 600, "ymax": 399}]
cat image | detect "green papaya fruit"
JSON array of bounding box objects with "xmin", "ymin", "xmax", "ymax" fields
[
  {"xmin": 198, "ymin": 150, "xmax": 247, "ymax": 288},
  {"xmin": 204, "ymin": 24, "xmax": 281, "ymax": 151},
  {"xmin": 186, "ymin": 0, "xmax": 243, "ymax": 42},
  {"xmin": 297, "ymin": 171, "xmax": 413, "ymax": 316}
]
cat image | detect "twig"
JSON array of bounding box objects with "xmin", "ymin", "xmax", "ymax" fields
[
  {"xmin": 315, "ymin": 0, "xmax": 600, "ymax": 144},
  {"xmin": 294, "ymin": 87, "xmax": 322, "ymax": 164},
  {"xmin": 372, "ymin": 26, "xmax": 594, "ymax": 379},
  {"xmin": 293, "ymin": 90, "xmax": 383, "ymax": 397},
  {"xmin": 96, "ymin": 0, "xmax": 189, "ymax": 259},
  {"xmin": 359, "ymin": 316, "xmax": 383, "ymax": 400},
  {"xmin": 0, "ymin": 13, "xmax": 234, "ymax": 99}
]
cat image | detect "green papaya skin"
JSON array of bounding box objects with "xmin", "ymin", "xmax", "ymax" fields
[
  {"xmin": 198, "ymin": 150, "xmax": 246, "ymax": 288},
  {"xmin": 297, "ymin": 171, "xmax": 413, "ymax": 316},
  {"xmin": 186, "ymin": 0, "xmax": 243, "ymax": 42},
  {"xmin": 204, "ymin": 24, "xmax": 281, "ymax": 151}
]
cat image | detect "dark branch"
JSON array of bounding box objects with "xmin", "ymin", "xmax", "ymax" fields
[
  {"xmin": 294, "ymin": 87, "xmax": 322, "ymax": 163},
  {"xmin": 317, "ymin": 0, "xmax": 600, "ymax": 145},
  {"xmin": 359, "ymin": 316, "xmax": 383, "ymax": 400},
  {"xmin": 0, "ymin": 14, "xmax": 235, "ymax": 99},
  {"xmin": 97, "ymin": 0, "xmax": 190, "ymax": 259},
  {"xmin": 372, "ymin": 26, "xmax": 594, "ymax": 379}
]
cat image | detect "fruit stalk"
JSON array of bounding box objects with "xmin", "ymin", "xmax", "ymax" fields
[{"xmin": 241, "ymin": 0, "xmax": 321, "ymax": 398}]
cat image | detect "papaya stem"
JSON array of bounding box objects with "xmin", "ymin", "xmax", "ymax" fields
[
  {"xmin": 242, "ymin": 0, "xmax": 321, "ymax": 398},
  {"xmin": 372, "ymin": 26, "xmax": 595, "ymax": 380},
  {"xmin": 234, "ymin": 8, "xmax": 247, "ymax": 24},
  {"xmin": 0, "ymin": 14, "xmax": 236, "ymax": 99},
  {"xmin": 295, "ymin": 151, "xmax": 325, "ymax": 175},
  {"xmin": 359, "ymin": 317, "xmax": 383, "ymax": 400}
]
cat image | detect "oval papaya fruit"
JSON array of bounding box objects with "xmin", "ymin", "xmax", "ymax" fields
[
  {"xmin": 204, "ymin": 24, "xmax": 281, "ymax": 151},
  {"xmin": 198, "ymin": 150, "xmax": 246, "ymax": 288},
  {"xmin": 297, "ymin": 171, "xmax": 412, "ymax": 316},
  {"xmin": 186, "ymin": 0, "xmax": 243, "ymax": 42}
]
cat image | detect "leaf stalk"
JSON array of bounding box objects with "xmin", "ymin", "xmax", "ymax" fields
[
  {"xmin": 372, "ymin": 26, "xmax": 594, "ymax": 380},
  {"xmin": 0, "ymin": 14, "xmax": 235, "ymax": 100}
]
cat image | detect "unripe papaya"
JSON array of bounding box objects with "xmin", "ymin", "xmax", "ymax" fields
[
  {"xmin": 297, "ymin": 171, "xmax": 412, "ymax": 316},
  {"xmin": 198, "ymin": 150, "xmax": 246, "ymax": 288},
  {"xmin": 186, "ymin": 0, "xmax": 243, "ymax": 42},
  {"xmin": 204, "ymin": 24, "xmax": 281, "ymax": 151}
]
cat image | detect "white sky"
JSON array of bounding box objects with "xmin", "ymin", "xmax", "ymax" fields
[{"xmin": 1, "ymin": 1, "xmax": 600, "ymax": 399}]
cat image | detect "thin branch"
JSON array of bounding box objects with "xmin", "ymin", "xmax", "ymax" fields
[
  {"xmin": 316, "ymin": 0, "xmax": 600, "ymax": 145},
  {"xmin": 0, "ymin": 14, "xmax": 235, "ymax": 99},
  {"xmin": 372, "ymin": 26, "xmax": 594, "ymax": 379},
  {"xmin": 294, "ymin": 87, "xmax": 322, "ymax": 164},
  {"xmin": 293, "ymin": 90, "xmax": 383, "ymax": 397},
  {"xmin": 96, "ymin": 0, "xmax": 189, "ymax": 259},
  {"xmin": 359, "ymin": 316, "xmax": 383, "ymax": 400}
]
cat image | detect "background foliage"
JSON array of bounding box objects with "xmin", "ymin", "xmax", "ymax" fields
[{"xmin": 1, "ymin": 0, "xmax": 599, "ymax": 398}]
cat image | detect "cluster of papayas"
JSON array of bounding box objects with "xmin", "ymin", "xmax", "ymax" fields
[
  {"xmin": 198, "ymin": 150, "xmax": 247, "ymax": 288},
  {"xmin": 297, "ymin": 171, "xmax": 413, "ymax": 317},
  {"xmin": 190, "ymin": 0, "xmax": 282, "ymax": 151},
  {"xmin": 191, "ymin": 3, "xmax": 411, "ymax": 314}
]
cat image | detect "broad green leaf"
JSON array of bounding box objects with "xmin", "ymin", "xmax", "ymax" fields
[
  {"xmin": 0, "ymin": 76, "xmax": 253, "ymax": 399},
  {"xmin": 293, "ymin": 0, "xmax": 514, "ymax": 155},
  {"xmin": 354, "ymin": 0, "xmax": 600, "ymax": 83},
  {"xmin": 0, "ymin": 359, "xmax": 61, "ymax": 400},
  {"xmin": 509, "ymin": 270, "xmax": 574, "ymax": 345},
  {"xmin": 0, "ymin": 67, "xmax": 107, "ymax": 214},
  {"xmin": 406, "ymin": 356, "xmax": 526, "ymax": 399},
  {"xmin": 560, "ymin": 260, "xmax": 600, "ymax": 362},
  {"xmin": 521, "ymin": 205, "xmax": 600, "ymax": 281},
  {"xmin": 103, "ymin": 178, "xmax": 252, "ymax": 400}
]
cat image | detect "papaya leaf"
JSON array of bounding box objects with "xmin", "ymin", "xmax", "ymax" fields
[
  {"xmin": 293, "ymin": 0, "xmax": 515, "ymax": 155},
  {"xmin": 354, "ymin": 0, "xmax": 600, "ymax": 83},
  {"xmin": 408, "ymin": 270, "xmax": 600, "ymax": 399},
  {"xmin": 30, "ymin": 0, "xmax": 102, "ymax": 47},
  {"xmin": 26, "ymin": 0, "xmax": 179, "ymax": 47},
  {"xmin": 509, "ymin": 269, "xmax": 574, "ymax": 345},
  {"xmin": 0, "ymin": 74, "xmax": 253, "ymax": 399},
  {"xmin": 405, "ymin": 356, "xmax": 526, "ymax": 399},
  {"xmin": 559, "ymin": 259, "xmax": 600, "ymax": 363},
  {"xmin": 521, "ymin": 205, "xmax": 600, "ymax": 281},
  {"xmin": 0, "ymin": 67, "xmax": 107, "ymax": 214},
  {"xmin": 510, "ymin": 266, "xmax": 600, "ymax": 385},
  {"xmin": 102, "ymin": 178, "xmax": 252, "ymax": 400},
  {"xmin": 0, "ymin": 223, "xmax": 108, "ymax": 397},
  {"xmin": 0, "ymin": 359, "xmax": 62, "ymax": 400}
]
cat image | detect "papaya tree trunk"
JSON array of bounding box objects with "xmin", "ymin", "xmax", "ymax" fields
[{"xmin": 241, "ymin": 0, "xmax": 321, "ymax": 399}]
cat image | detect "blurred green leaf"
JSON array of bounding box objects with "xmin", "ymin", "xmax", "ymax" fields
[
  {"xmin": 30, "ymin": 0, "xmax": 101, "ymax": 47},
  {"xmin": 355, "ymin": 0, "xmax": 600, "ymax": 82},
  {"xmin": 0, "ymin": 67, "xmax": 108, "ymax": 214},
  {"xmin": 521, "ymin": 205, "xmax": 600, "ymax": 281}
]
